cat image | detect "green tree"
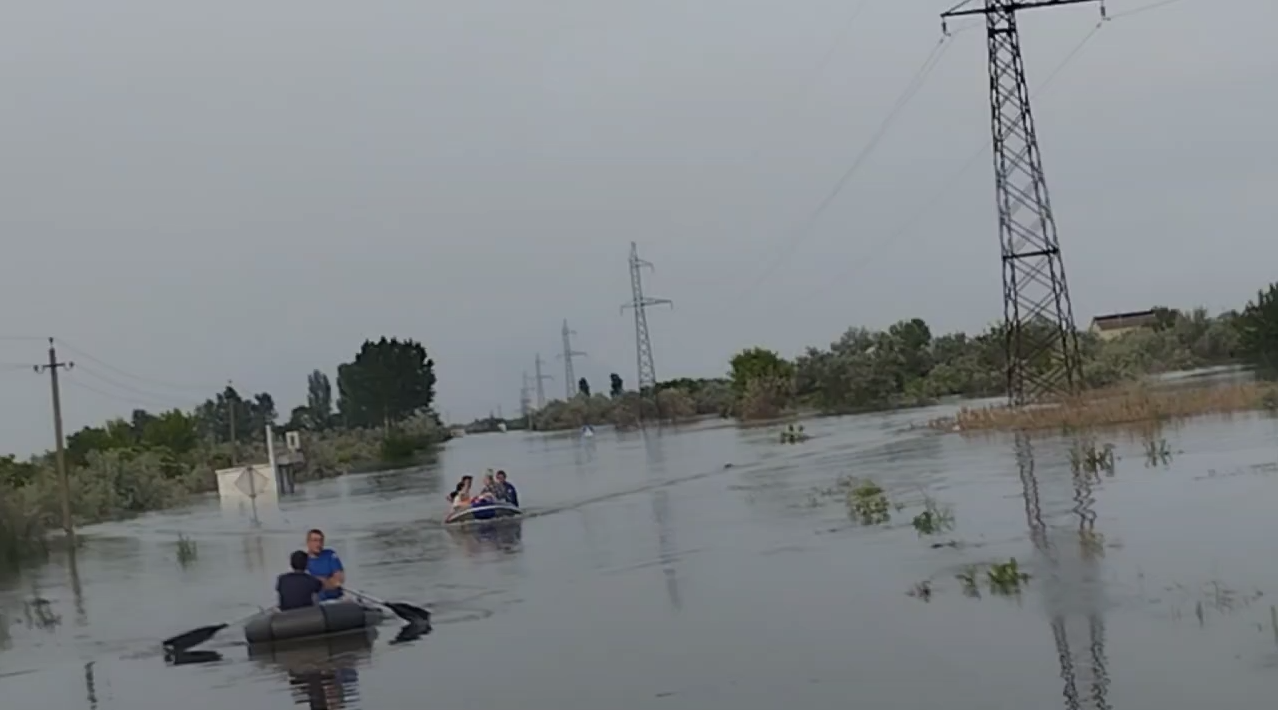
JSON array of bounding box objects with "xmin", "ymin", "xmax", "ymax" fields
[
  {"xmin": 301, "ymin": 370, "xmax": 333, "ymax": 430},
  {"xmin": 609, "ymin": 373, "xmax": 624, "ymax": 398},
  {"xmin": 729, "ymin": 348, "xmax": 794, "ymax": 394},
  {"xmin": 337, "ymin": 337, "xmax": 437, "ymax": 431},
  {"xmin": 194, "ymin": 386, "xmax": 277, "ymax": 443},
  {"xmin": 578, "ymin": 377, "xmax": 590, "ymax": 397},
  {"xmin": 139, "ymin": 409, "xmax": 199, "ymax": 455},
  {"xmin": 1235, "ymin": 283, "xmax": 1278, "ymax": 374}
]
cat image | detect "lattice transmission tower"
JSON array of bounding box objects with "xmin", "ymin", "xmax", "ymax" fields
[
  {"xmin": 558, "ymin": 319, "xmax": 587, "ymax": 399},
  {"xmin": 533, "ymin": 353, "xmax": 553, "ymax": 409},
  {"xmin": 621, "ymin": 242, "xmax": 672, "ymax": 402},
  {"xmin": 941, "ymin": 0, "xmax": 1103, "ymax": 405},
  {"xmin": 519, "ymin": 371, "xmax": 533, "ymax": 422}
]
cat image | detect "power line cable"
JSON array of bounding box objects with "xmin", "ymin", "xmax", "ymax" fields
[
  {"xmin": 709, "ymin": 31, "xmax": 960, "ymax": 318},
  {"xmin": 743, "ymin": 0, "xmax": 873, "ymax": 164},
  {"xmin": 70, "ymin": 363, "xmax": 206, "ymax": 407},
  {"xmin": 54, "ymin": 338, "xmax": 224, "ymax": 392},
  {"xmin": 62, "ymin": 376, "xmax": 194, "ymax": 410},
  {"xmin": 785, "ymin": 18, "xmax": 1109, "ymax": 309}
]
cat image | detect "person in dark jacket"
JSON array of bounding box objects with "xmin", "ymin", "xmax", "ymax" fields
[
  {"xmin": 495, "ymin": 470, "xmax": 519, "ymax": 507},
  {"xmin": 277, "ymin": 550, "xmax": 323, "ymax": 611}
]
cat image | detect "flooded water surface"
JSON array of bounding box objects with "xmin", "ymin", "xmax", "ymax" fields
[{"xmin": 5, "ymin": 406, "xmax": 1278, "ymax": 709}]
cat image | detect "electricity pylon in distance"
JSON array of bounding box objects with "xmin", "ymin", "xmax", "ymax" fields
[
  {"xmin": 621, "ymin": 242, "xmax": 672, "ymax": 403},
  {"xmin": 558, "ymin": 319, "xmax": 587, "ymax": 399}
]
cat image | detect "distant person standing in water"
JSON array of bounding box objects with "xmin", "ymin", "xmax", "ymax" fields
[
  {"xmin": 495, "ymin": 470, "xmax": 519, "ymax": 507},
  {"xmin": 305, "ymin": 529, "xmax": 345, "ymax": 601}
]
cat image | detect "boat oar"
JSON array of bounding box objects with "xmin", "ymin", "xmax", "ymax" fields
[
  {"xmin": 162, "ymin": 609, "xmax": 262, "ymax": 652},
  {"xmin": 346, "ymin": 589, "xmax": 431, "ymax": 625}
]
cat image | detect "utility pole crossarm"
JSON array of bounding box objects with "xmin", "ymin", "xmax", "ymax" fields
[{"xmin": 941, "ymin": 0, "xmax": 1100, "ymax": 18}]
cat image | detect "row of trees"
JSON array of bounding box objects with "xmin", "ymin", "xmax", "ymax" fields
[
  {"xmin": 727, "ymin": 298, "xmax": 1262, "ymax": 419},
  {"xmin": 1, "ymin": 337, "xmax": 446, "ymax": 552}
]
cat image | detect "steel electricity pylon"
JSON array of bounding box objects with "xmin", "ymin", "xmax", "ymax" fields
[
  {"xmin": 941, "ymin": 0, "xmax": 1104, "ymax": 405},
  {"xmin": 558, "ymin": 319, "xmax": 587, "ymax": 399},
  {"xmin": 621, "ymin": 242, "xmax": 672, "ymax": 406}
]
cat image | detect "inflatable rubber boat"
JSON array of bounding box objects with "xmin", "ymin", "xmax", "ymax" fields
[
  {"xmin": 243, "ymin": 600, "xmax": 387, "ymax": 645},
  {"xmin": 443, "ymin": 501, "xmax": 523, "ymax": 525}
]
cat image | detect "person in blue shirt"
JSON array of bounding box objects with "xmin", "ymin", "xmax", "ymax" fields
[
  {"xmin": 276, "ymin": 550, "xmax": 323, "ymax": 611},
  {"xmin": 305, "ymin": 529, "xmax": 345, "ymax": 601},
  {"xmin": 495, "ymin": 470, "xmax": 519, "ymax": 507}
]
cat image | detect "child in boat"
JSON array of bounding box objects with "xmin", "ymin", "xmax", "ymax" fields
[{"xmin": 276, "ymin": 550, "xmax": 323, "ymax": 611}]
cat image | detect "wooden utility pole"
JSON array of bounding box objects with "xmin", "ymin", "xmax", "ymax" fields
[
  {"xmin": 34, "ymin": 338, "xmax": 74, "ymax": 541},
  {"xmin": 226, "ymin": 379, "xmax": 238, "ymax": 465}
]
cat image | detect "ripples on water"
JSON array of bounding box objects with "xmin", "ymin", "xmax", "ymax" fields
[{"xmin": 4, "ymin": 404, "xmax": 1278, "ymax": 708}]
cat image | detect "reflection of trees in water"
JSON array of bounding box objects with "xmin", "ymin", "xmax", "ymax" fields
[
  {"xmin": 642, "ymin": 430, "xmax": 682, "ymax": 612},
  {"xmin": 1014, "ymin": 434, "xmax": 1111, "ymax": 710}
]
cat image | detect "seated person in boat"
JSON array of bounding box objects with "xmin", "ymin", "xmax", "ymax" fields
[
  {"xmin": 450, "ymin": 474, "xmax": 499, "ymax": 511},
  {"xmin": 495, "ymin": 470, "xmax": 519, "ymax": 507},
  {"xmin": 305, "ymin": 529, "xmax": 346, "ymax": 601},
  {"xmin": 479, "ymin": 472, "xmax": 505, "ymax": 502},
  {"xmin": 448, "ymin": 475, "xmax": 476, "ymax": 508},
  {"xmin": 277, "ymin": 550, "xmax": 324, "ymax": 611}
]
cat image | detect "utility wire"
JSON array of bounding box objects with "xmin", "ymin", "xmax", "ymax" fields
[
  {"xmin": 62, "ymin": 376, "xmax": 194, "ymax": 410},
  {"xmin": 1109, "ymin": 0, "xmax": 1188, "ymax": 20},
  {"xmin": 712, "ymin": 32, "xmax": 959, "ymax": 318},
  {"xmin": 787, "ymin": 17, "xmax": 1109, "ymax": 308},
  {"xmin": 54, "ymin": 338, "xmax": 223, "ymax": 392},
  {"xmin": 70, "ymin": 362, "xmax": 206, "ymax": 407},
  {"xmin": 743, "ymin": 0, "xmax": 873, "ymax": 164}
]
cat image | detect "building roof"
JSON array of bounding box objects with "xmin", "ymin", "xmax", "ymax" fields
[{"xmin": 1090, "ymin": 309, "xmax": 1157, "ymax": 331}]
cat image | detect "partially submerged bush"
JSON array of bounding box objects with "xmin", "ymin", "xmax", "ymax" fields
[{"xmin": 936, "ymin": 381, "xmax": 1275, "ymax": 432}]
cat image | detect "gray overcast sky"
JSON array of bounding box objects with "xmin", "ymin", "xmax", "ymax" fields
[{"xmin": 1, "ymin": 0, "xmax": 1274, "ymax": 454}]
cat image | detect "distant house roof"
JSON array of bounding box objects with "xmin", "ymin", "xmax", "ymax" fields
[{"xmin": 1090, "ymin": 309, "xmax": 1157, "ymax": 331}]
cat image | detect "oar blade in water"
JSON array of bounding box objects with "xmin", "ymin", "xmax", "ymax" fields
[
  {"xmin": 162, "ymin": 622, "xmax": 229, "ymax": 651},
  {"xmin": 384, "ymin": 601, "xmax": 431, "ymax": 623}
]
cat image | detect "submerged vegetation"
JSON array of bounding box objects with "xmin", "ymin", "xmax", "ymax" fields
[
  {"xmin": 725, "ymin": 303, "xmax": 1242, "ymax": 422},
  {"xmin": 496, "ymin": 285, "xmax": 1278, "ymax": 433},
  {"xmin": 0, "ymin": 337, "xmax": 449, "ymax": 567},
  {"xmin": 943, "ymin": 381, "xmax": 1276, "ymax": 432},
  {"xmin": 779, "ymin": 424, "xmax": 809, "ymax": 444}
]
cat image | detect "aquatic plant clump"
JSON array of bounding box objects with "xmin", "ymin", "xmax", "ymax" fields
[
  {"xmin": 176, "ymin": 534, "xmax": 198, "ymax": 567},
  {"xmin": 934, "ymin": 382, "xmax": 1277, "ymax": 432},
  {"xmin": 779, "ymin": 424, "xmax": 810, "ymax": 445},
  {"xmin": 848, "ymin": 480, "xmax": 891, "ymax": 525},
  {"xmin": 911, "ymin": 497, "xmax": 956, "ymax": 536}
]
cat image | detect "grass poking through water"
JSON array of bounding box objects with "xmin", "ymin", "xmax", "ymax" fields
[
  {"xmin": 912, "ymin": 496, "xmax": 955, "ymax": 536},
  {"xmin": 954, "ymin": 559, "xmax": 1030, "ymax": 598},
  {"xmin": 934, "ymin": 382, "xmax": 1276, "ymax": 432},
  {"xmin": 779, "ymin": 424, "xmax": 810, "ymax": 444},
  {"xmin": 176, "ymin": 534, "xmax": 198, "ymax": 567}
]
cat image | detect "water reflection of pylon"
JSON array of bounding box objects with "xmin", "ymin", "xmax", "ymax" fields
[
  {"xmin": 642, "ymin": 430, "xmax": 682, "ymax": 612},
  {"xmin": 1014, "ymin": 434, "xmax": 1111, "ymax": 710}
]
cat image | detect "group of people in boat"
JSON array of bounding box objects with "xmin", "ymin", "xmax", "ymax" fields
[
  {"xmin": 448, "ymin": 469, "xmax": 519, "ymax": 510},
  {"xmin": 273, "ymin": 473, "xmax": 521, "ymax": 610},
  {"xmin": 275, "ymin": 528, "xmax": 347, "ymax": 611}
]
